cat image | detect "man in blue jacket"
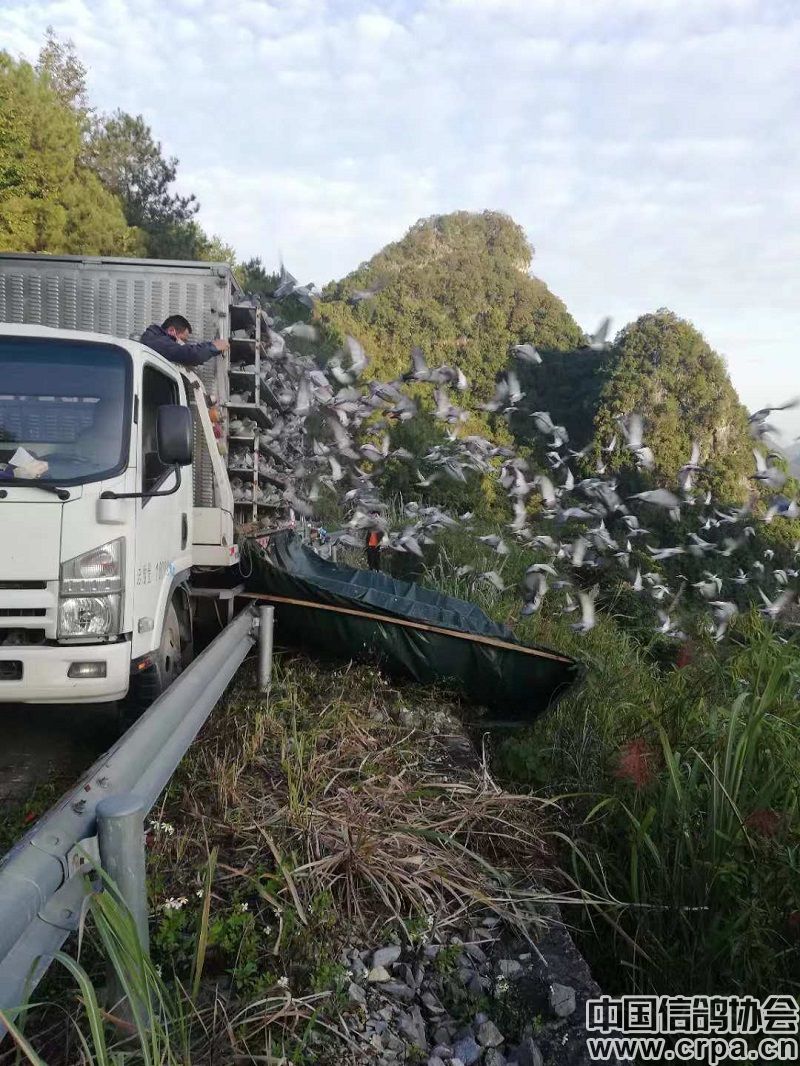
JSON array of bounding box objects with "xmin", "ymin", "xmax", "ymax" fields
[{"xmin": 141, "ymin": 315, "xmax": 228, "ymax": 367}]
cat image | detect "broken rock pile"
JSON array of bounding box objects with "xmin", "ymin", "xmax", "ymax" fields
[{"xmin": 334, "ymin": 909, "xmax": 620, "ymax": 1066}]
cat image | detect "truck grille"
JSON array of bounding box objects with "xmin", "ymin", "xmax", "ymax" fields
[
  {"xmin": 0, "ymin": 581, "xmax": 57, "ymax": 639},
  {"xmin": 0, "ymin": 630, "xmax": 45, "ymax": 645}
]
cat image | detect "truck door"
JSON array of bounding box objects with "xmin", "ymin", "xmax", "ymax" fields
[{"xmin": 131, "ymin": 363, "xmax": 194, "ymax": 668}]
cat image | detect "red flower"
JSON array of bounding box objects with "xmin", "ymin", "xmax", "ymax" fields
[
  {"xmin": 676, "ymin": 642, "xmax": 693, "ymax": 668},
  {"xmin": 743, "ymin": 808, "xmax": 782, "ymax": 838},
  {"xmin": 613, "ymin": 738, "xmax": 658, "ymax": 789}
]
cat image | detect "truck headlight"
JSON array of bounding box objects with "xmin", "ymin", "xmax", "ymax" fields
[
  {"xmin": 58, "ymin": 595, "xmax": 122, "ymax": 638},
  {"xmin": 61, "ymin": 538, "xmax": 124, "ymax": 595},
  {"xmin": 59, "ymin": 540, "xmax": 125, "ymax": 639}
]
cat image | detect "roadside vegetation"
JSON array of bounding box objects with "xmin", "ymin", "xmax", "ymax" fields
[
  {"xmin": 2, "ymin": 657, "xmax": 569, "ymax": 1063},
  {"xmin": 405, "ymin": 520, "xmax": 799, "ymax": 998},
  {"xmin": 5, "ymin": 530, "xmax": 798, "ymax": 1060}
]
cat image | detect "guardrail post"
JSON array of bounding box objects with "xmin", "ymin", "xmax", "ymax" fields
[
  {"xmin": 258, "ymin": 605, "xmax": 275, "ymax": 692},
  {"xmin": 97, "ymin": 793, "xmax": 149, "ymax": 1009}
]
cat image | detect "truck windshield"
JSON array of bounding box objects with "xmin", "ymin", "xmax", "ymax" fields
[{"xmin": 0, "ymin": 337, "xmax": 132, "ymax": 487}]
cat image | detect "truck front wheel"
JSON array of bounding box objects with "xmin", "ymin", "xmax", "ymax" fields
[
  {"xmin": 122, "ymin": 599, "xmax": 190, "ymax": 727},
  {"xmin": 157, "ymin": 601, "xmax": 185, "ymax": 690}
]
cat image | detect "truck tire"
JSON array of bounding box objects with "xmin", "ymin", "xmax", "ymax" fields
[
  {"xmin": 156, "ymin": 601, "xmax": 185, "ymax": 691},
  {"xmin": 121, "ymin": 599, "xmax": 188, "ymax": 728}
]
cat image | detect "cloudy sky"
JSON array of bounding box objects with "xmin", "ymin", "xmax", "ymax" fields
[{"xmin": 3, "ymin": 0, "xmax": 799, "ymax": 435}]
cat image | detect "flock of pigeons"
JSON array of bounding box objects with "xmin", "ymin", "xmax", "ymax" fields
[{"xmin": 237, "ymin": 265, "xmax": 799, "ymax": 644}]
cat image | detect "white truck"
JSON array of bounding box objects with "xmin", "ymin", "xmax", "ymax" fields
[{"xmin": 0, "ymin": 253, "xmax": 285, "ymax": 709}]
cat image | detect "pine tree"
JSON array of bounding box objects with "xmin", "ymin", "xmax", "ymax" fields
[{"xmin": 86, "ymin": 110, "xmax": 201, "ymax": 257}]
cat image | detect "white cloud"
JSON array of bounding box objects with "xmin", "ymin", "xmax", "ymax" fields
[{"xmin": 2, "ymin": 0, "xmax": 800, "ymax": 431}]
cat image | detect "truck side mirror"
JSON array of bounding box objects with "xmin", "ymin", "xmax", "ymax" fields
[{"xmin": 157, "ymin": 405, "xmax": 193, "ymax": 466}]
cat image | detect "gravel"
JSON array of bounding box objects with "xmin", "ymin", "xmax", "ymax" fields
[
  {"xmin": 464, "ymin": 942, "xmax": 488, "ymax": 964},
  {"xmin": 515, "ymin": 1036, "xmax": 544, "ymax": 1066},
  {"xmin": 398, "ymin": 1006, "xmax": 428, "ymax": 1049},
  {"xmin": 348, "ymin": 982, "xmax": 367, "ymax": 1006},
  {"xmin": 336, "ymin": 904, "xmax": 616, "ymax": 1065},
  {"xmin": 372, "ymin": 945, "xmax": 402, "ymax": 969},
  {"xmin": 381, "ymin": 980, "xmax": 416, "ymax": 1002},
  {"xmin": 484, "ymin": 1051, "xmax": 507, "ymax": 1066},
  {"xmin": 497, "ymin": 958, "xmax": 523, "ymax": 978},
  {"xmin": 452, "ymin": 1034, "xmax": 481, "ymax": 1065},
  {"xmin": 477, "ymin": 1019, "xmax": 505, "ymax": 1047},
  {"xmin": 549, "ymin": 982, "xmax": 577, "ymax": 1018}
]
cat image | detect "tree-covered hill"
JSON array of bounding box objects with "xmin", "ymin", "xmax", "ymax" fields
[
  {"xmin": 320, "ymin": 210, "xmax": 583, "ymax": 401},
  {"xmin": 322, "ymin": 215, "xmax": 755, "ymax": 502},
  {"xmin": 510, "ymin": 310, "xmax": 754, "ymax": 498},
  {"xmin": 593, "ymin": 310, "xmax": 753, "ymax": 499}
]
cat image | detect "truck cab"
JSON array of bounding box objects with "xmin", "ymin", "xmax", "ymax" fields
[{"xmin": 0, "ymin": 324, "xmax": 231, "ymax": 706}]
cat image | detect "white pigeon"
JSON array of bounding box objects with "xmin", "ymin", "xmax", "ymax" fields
[
  {"xmin": 571, "ymin": 590, "xmax": 597, "ymax": 634},
  {"xmin": 512, "ymin": 342, "xmax": 542, "ymax": 365}
]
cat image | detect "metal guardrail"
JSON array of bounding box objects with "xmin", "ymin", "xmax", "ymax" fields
[{"xmin": 0, "ymin": 603, "xmax": 272, "ymax": 1017}]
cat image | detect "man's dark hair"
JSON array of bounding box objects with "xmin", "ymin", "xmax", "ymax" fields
[{"xmin": 162, "ymin": 314, "xmax": 192, "ymax": 334}]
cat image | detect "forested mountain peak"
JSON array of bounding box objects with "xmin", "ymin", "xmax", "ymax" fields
[
  {"xmin": 595, "ymin": 310, "xmax": 754, "ymax": 499},
  {"xmin": 322, "ymin": 217, "xmax": 755, "ymax": 503},
  {"xmin": 320, "ymin": 210, "xmax": 583, "ymax": 397},
  {"xmin": 349, "ymin": 210, "xmax": 534, "ymax": 276},
  {"xmin": 511, "ymin": 309, "xmax": 755, "ymax": 500}
]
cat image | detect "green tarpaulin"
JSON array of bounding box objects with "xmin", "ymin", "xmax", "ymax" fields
[{"xmin": 244, "ymin": 532, "xmax": 580, "ymax": 721}]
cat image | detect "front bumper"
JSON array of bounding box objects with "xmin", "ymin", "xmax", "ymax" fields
[{"xmin": 0, "ymin": 640, "xmax": 131, "ymax": 703}]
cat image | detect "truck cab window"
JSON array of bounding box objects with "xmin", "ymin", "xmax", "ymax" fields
[
  {"xmin": 141, "ymin": 366, "xmax": 178, "ymax": 494},
  {"xmin": 0, "ymin": 337, "xmax": 130, "ymax": 486}
]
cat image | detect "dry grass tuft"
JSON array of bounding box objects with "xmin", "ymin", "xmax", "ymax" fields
[
  {"xmin": 155, "ymin": 654, "xmax": 560, "ymax": 943},
  {"xmin": 5, "ymin": 653, "xmax": 567, "ymax": 1065}
]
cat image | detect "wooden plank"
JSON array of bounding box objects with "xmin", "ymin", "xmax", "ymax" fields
[{"xmin": 241, "ymin": 591, "xmax": 573, "ymax": 664}]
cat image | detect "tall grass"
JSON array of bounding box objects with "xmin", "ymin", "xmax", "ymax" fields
[
  {"xmin": 2, "ymin": 875, "xmax": 191, "ymax": 1065},
  {"xmin": 558, "ymin": 645, "xmax": 800, "ymax": 994},
  {"xmin": 420, "ymin": 525, "xmax": 800, "ymax": 996}
]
